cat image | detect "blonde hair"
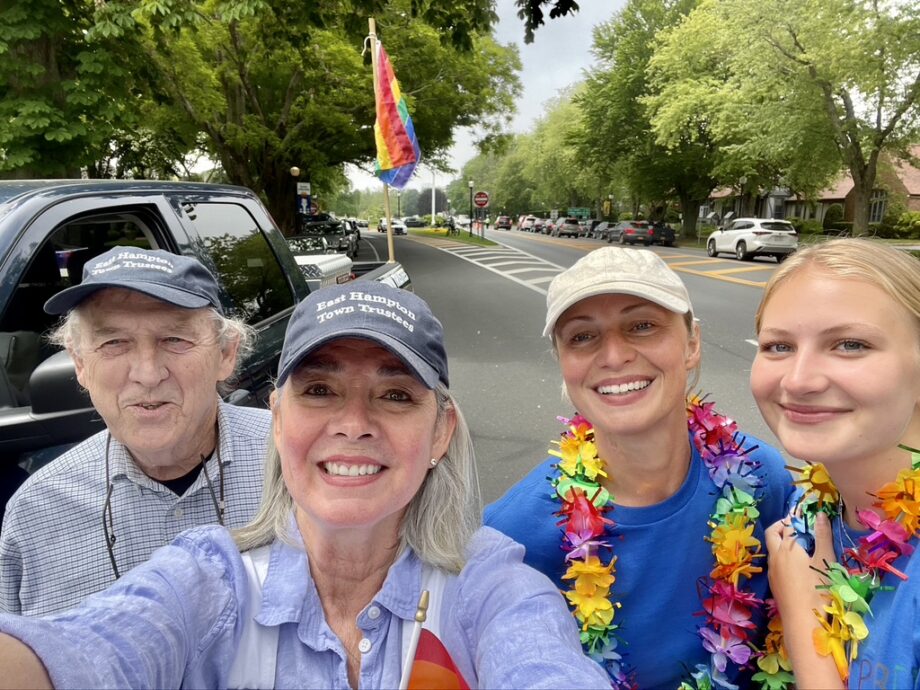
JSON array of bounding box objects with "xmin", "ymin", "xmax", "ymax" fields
[
  {"xmin": 233, "ymin": 384, "xmax": 481, "ymax": 573},
  {"xmin": 755, "ymin": 239, "xmax": 920, "ymax": 335}
]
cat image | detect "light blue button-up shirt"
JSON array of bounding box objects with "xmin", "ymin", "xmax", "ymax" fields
[{"xmin": 0, "ymin": 524, "xmax": 611, "ymax": 689}]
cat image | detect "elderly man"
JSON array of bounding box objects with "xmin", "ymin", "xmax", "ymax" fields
[{"xmin": 0, "ymin": 247, "xmax": 270, "ymax": 616}]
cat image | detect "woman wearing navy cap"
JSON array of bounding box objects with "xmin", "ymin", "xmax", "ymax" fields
[{"xmin": 0, "ymin": 283, "xmax": 609, "ymax": 689}]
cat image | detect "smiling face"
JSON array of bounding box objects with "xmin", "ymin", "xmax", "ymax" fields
[
  {"xmin": 71, "ymin": 289, "xmax": 237, "ymax": 478},
  {"xmin": 554, "ymin": 293, "xmax": 700, "ymax": 439},
  {"xmin": 273, "ymin": 338, "xmax": 455, "ymax": 539},
  {"xmin": 751, "ymin": 269, "xmax": 920, "ymax": 467}
]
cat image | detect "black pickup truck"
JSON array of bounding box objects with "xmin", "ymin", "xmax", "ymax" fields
[{"xmin": 0, "ymin": 180, "xmax": 410, "ymax": 474}]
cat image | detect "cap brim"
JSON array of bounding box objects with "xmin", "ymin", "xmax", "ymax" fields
[
  {"xmin": 277, "ymin": 329, "xmax": 442, "ymax": 389},
  {"xmin": 543, "ymin": 281, "xmax": 691, "ymax": 337},
  {"xmin": 44, "ymin": 281, "xmax": 214, "ymax": 315}
]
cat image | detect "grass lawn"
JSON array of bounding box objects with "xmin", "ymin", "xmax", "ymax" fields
[{"xmin": 409, "ymin": 228, "xmax": 498, "ymax": 247}]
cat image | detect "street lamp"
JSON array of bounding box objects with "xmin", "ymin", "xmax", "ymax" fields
[
  {"xmin": 396, "ymin": 190, "xmax": 401, "ymax": 218},
  {"xmin": 290, "ymin": 167, "xmax": 301, "ymax": 233},
  {"xmin": 468, "ymin": 180, "xmax": 474, "ymax": 238},
  {"xmin": 608, "ymin": 193, "xmax": 615, "ymax": 220}
]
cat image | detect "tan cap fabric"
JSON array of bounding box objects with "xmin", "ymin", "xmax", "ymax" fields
[{"xmin": 543, "ymin": 247, "xmax": 693, "ymax": 337}]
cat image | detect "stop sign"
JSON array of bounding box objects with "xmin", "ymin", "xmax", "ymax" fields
[{"xmin": 473, "ymin": 191, "xmax": 490, "ymax": 208}]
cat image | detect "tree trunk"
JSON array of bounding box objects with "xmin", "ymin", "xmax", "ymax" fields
[
  {"xmin": 679, "ymin": 194, "xmax": 702, "ymax": 239},
  {"xmin": 847, "ymin": 154, "xmax": 877, "ymax": 237},
  {"xmin": 264, "ymin": 171, "xmax": 300, "ymax": 237}
]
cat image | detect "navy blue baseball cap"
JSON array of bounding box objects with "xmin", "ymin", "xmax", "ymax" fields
[
  {"xmin": 277, "ymin": 282, "xmax": 449, "ymax": 389},
  {"xmin": 44, "ymin": 246, "xmax": 223, "ymax": 315}
]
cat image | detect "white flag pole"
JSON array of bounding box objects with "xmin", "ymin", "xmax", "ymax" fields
[
  {"xmin": 369, "ymin": 17, "xmax": 395, "ymax": 263},
  {"xmin": 398, "ymin": 589, "xmax": 430, "ymax": 690}
]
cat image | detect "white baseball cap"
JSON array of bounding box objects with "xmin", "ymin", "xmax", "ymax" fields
[{"xmin": 543, "ymin": 247, "xmax": 693, "ymax": 337}]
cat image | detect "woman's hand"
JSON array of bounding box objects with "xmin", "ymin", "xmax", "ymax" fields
[
  {"xmin": 764, "ymin": 513, "xmax": 844, "ymax": 689},
  {"xmin": 765, "ymin": 512, "xmax": 833, "ymax": 614}
]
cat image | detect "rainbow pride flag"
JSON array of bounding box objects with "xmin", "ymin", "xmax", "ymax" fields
[
  {"xmin": 374, "ymin": 41, "xmax": 420, "ymax": 190},
  {"xmin": 407, "ymin": 629, "xmax": 470, "ymax": 690}
]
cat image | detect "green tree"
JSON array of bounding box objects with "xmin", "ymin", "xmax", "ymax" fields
[
  {"xmin": 514, "ymin": 0, "xmax": 580, "ymax": 43},
  {"xmin": 1, "ymin": 0, "xmax": 520, "ymax": 233},
  {"xmin": 648, "ymin": 0, "xmax": 920, "ymax": 235},
  {"xmin": 0, "ymin": 0, "xmax": 156, "ymax": 176},
  {"xmin": 575, "ymin": 0, "xmax": 716, "ymax": 238}
]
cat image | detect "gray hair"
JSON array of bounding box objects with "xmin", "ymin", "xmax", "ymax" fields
[
  {"xmin": 233, "ymin": 383, "xmax": 481, "ymax": 573},
  {"xmin": 47, "ymin": 300, "xmax": 254, "ymax": 382}
]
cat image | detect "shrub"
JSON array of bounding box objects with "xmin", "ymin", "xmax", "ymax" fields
[
  {"xmin": 788, "ymin": 218, "xmax": 823, "ymax": 235},
  {"xmin": 893, "ymin": 211, "xmax": 920, "ymax": 239},
  {"xmin": 822, "ymin": 204, "xmax": 844, "ymax": 228}
]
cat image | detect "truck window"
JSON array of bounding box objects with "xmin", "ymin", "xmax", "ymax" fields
[
  {"xmin": 181, "ymin": 203, "xmax": 295, "ymax": 325},
  {"xmin": 0, "ymin": 211, "xmax": 156, "ymax": 409}
]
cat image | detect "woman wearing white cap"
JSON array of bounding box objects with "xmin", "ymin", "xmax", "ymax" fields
[
  {"xmin": 0, "ymin": 283, "xmax": 610, "ymax": 689},
  {"xmin": 485, "ymin": 247, "xmax": 794, "ymax": 689}
]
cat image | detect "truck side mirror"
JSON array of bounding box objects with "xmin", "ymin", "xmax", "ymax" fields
[{"xmin": 29, "ymin": 350, "xmax": 92, "ymax": 415}]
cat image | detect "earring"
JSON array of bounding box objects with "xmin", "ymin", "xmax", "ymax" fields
[{"xmin": 429, "ymin": 457, "xmax": 439, "ymax": 467}]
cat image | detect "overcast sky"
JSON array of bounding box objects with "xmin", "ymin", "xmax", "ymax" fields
[{"xmin": 348, "ymin": 0, "xmax": 622, "ymax": 191}]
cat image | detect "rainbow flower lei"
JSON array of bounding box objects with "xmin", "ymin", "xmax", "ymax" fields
[
  {"xmin": 549, "ymin": 396, "xmax": 788, "ymax": 689},
  {"xmin": 790, "ymin": 444, "xmax": 920, "ymax": 683}
]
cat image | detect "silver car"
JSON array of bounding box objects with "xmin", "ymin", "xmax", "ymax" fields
[{"xmin": 707, "ymin": 218, "xmax": 798, "ymax": 262}]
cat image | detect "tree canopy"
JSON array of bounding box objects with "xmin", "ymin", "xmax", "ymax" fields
[
  {"xmin": 0, "ymin": 0, "xmax": 521, "ymax": 231},
  {"xmin": 648, "ymin": 0, "xmax": 920, "ymax": 234}
]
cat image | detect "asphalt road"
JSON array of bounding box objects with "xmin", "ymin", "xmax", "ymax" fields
[{"xmin": 357, "ymin": 230, "xmax": 787, "ymax": 505}]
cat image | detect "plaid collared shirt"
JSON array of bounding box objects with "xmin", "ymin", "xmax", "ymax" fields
[{"xmin": 0, "ymin": 401, "xmax": 270, "ymax": 616}]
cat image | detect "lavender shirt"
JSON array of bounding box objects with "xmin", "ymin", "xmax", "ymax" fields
[{"xmin": 0, "ymin": 524, "xmax": 610, "ymax": 689}]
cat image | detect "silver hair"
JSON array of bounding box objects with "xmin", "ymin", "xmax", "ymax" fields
[
  {"xmin": 47, "ymin": 299, "xmax": 254, "ymax": 382},
  {"xmin": 233, "ymin": 383, "xmax": 481, "ymax": 573}
]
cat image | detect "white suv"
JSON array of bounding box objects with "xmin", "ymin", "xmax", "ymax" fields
[{"xmin": 707, "ymin": 218, "xmax": 797, "ymax": 262}]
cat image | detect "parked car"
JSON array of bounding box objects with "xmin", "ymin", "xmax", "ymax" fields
[
  {"xmin": 707, "ymin": 217, "xmax": 798, "ymax": 261},
  {"xmin": 377, "ymin": 217, "xmax": 408, "ymax": 235},
  {"xmin": 544, "ymin": 219, "xmax": 556, "ymax": 235},
  {"xmin": 589, "ymin": 221, "xmax": 614, "ymax": 240},
  {"xmin": 649, "ymin": 220, "xmax": 677, "ymax": 247},
  {"xmin": 520, "ymin": 215, "xmax": 537, "ymax": 232},
  {"xmin": 608, "ymin": 220, "xmax": 654, "ymax": 245},
  {"xmin": 495, "ymin": 215, "xmax": 512, "ymax": 230},
  {"xmin": 553, "ymin": 217, "xmax": 584, "ymax": 238},
  {"xmin": 533, "ymin": 218, "xmax": 546, "ymax": 234},
  {"xmin": 297, "ymin": 216, "xmax": 358, "ymax": 258},
  {"xmin": 402, "ymin": 216, "xmax": 426, "ymax": 228}
]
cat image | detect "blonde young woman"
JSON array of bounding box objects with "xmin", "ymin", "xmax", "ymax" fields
[
  {"xmin": 754, "ymin": 239, "xmax": 920, "ymax": 689},
  {"xmin": 487, "ymin": 247, "xmax": 794, "ymax": 689}
]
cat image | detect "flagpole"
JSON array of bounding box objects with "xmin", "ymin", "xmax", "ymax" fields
[
  {"xmin": 398, "ymin": 589, "xmax": 430, "ymax": 690},
  {"xmin": 369, "ymin": 18, "xmax": 396, "ymax": 264}
]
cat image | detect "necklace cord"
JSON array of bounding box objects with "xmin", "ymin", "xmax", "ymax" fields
[
  {"xmin": 102, "ymin": 432, "xmax": 121, "ymax": 580},
  {"xmin": 101, "ymin": 420, "xmax": 226, "ymax": 580}
]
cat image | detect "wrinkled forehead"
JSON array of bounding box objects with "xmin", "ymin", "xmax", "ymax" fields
[
  {"xmin": 80, "ymin": 288, "xmax": 213, "ymax": 329},
  {"xmin": 287, "ymin": 337, "xmax": 418, "ymax": 382},
  {"xmin": 557, "ymin": 292, "xmax": 674, "ymax": 324}
]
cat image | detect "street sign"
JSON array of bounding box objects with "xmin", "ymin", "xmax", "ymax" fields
[
  {"xmin": 473, "ymin": 191, "xmax": 490, "ymax": 208},
  {"xmin": 567, "ymin": 206, "xmax": 590, "ymax": 219},
  {"xmin": 297, "ymin": 182, "xmax": 312, "ymax": 196}
]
